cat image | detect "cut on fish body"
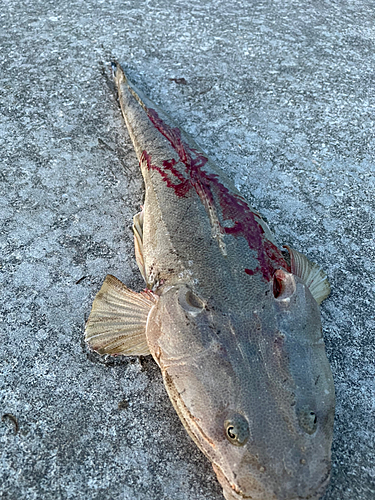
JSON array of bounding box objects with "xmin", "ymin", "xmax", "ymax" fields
[{"xmin": 85, "ymin": 63, "xmax": 334, "ymax": 500}]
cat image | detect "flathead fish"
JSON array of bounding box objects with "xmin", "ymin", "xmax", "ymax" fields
[{"xmin": 85, "ymin": 63, "xmax": 335, "ymax": 500}]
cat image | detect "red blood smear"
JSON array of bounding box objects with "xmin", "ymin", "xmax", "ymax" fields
[
  {"xmin": 142, "ymin": 107, "xmax": 289, "ymax": 282},
  {"xmin": 245, "ymin": 268, "xmax": 258, "ymax": 276}
]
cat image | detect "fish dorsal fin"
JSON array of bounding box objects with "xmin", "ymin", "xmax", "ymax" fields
[
  {"xmin": 284, "ymin": 246, "xmax": 331, "ymax": 305},
  {"xmin": 85, "ymin": 275, "xmax": 158, "ymax": 356}
]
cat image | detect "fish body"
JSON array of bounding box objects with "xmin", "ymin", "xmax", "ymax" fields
[{"xmin": 85, "ymin": 64, "xmax": 335, "ymax": 500}]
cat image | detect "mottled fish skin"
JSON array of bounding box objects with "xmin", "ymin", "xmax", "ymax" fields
[{"xmin": 112, "ymin": 64, "xmax": 335, "ymax": 500}]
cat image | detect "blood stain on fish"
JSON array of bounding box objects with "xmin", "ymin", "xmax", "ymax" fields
[{"xmin": 141, "ymin": 108, "xmax": 289, "ymax": 282}]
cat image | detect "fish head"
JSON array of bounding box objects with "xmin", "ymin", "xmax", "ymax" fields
[{"xmin": 146, "ymin": 273, "xmax": 335, "ymax": 500}]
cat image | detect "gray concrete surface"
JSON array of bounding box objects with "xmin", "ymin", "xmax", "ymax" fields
[{"xmin": 1, "ymin": 0, "xmax": 374, "ymax": 499}]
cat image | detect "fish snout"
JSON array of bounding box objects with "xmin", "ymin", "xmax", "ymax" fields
[
  {"xmin": 221, "ymin": 481, "xmax": 330, "ymax": 500},
  {"xmin": 214, "ymin": 456, "xmax": 331, "ymax": 500},
  {"xmin": 213, "ymin": 463, "xmax": 276, "ymax": 500}
]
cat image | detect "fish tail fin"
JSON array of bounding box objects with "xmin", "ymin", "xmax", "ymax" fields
[
  {"xmin": 111, "ymin": 61, "xmax": 118, "ymax": 79},
  {"xmin": 111, "ymin": 61, "xmax": 127, "ymax": 83},
  {"xmin": 112, "ymin": 61, "xmax": 129, "ymax": 90}
]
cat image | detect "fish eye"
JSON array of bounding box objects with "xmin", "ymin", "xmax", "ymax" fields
[
  {"xmin": 178, "ymin": 287, "xmax": 205, "ymax": 315},
  {"xmin": 298, "ymin": 407, "xmax": 318, "ymax": 434},
  {"xmin": 224, "ymin": 413, "xmax": 249, "ymax": 446}
]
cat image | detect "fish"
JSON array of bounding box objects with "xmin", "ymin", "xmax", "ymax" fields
[{"xmin": 85, "ymin": 62, "xmax": 335, "ymax": 500}]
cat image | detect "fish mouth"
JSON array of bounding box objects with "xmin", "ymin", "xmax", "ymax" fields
[
  {"xmin": 212, "ymin": 463, "xmax": 257, "ymax": 500},
  {"xmin": 213, "ymin": 462, "xmax": 332, "ymax": 500}
]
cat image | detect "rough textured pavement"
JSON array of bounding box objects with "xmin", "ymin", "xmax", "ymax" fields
[{"xmin": 1, "ymin": 1, "xmax": 374, "ymax": 499}]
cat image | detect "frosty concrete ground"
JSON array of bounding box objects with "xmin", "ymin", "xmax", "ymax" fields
[{"xmin": 0, "ymin": 0, "xmax": 374, "ymax": 499}]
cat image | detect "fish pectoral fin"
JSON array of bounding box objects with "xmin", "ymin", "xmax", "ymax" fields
[
  {"xmin": 132, "ymin": 209, "xmax": 147, "ymax": 283},
  {"xmin": 85, "ymin": 274, "xmax": 158, "ymax": 356},
  {"xmin": 284, "ymin": 245, "xmax": 331, "ymax": 305}
]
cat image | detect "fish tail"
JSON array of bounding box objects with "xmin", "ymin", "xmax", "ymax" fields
[
  {"xmin": 111, "ymin": 61, "xmax": 121, "ymax": 80},
  {"xmin": 112, "ymin": 61, "xmax": 129, "ymax": 89}
]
